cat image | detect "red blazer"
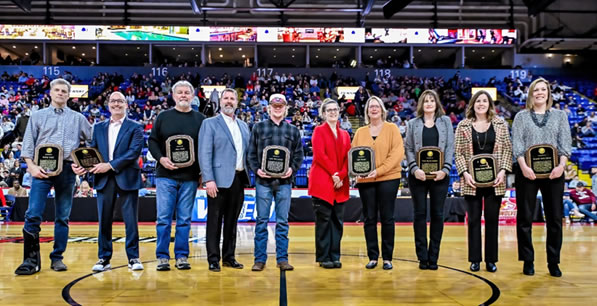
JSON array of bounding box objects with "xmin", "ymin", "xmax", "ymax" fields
[{"xmin": 308, "ymin": 122, "xmax": 351, "ymax": 205}]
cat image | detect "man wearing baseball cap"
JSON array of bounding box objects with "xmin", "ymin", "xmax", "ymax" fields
[
  {"xmin": 247, "ymin": 93, "xmax": 304, "ymax": 271},
  {"xmin": 570, "ymin": 181, "xmax": 597, "ymax": 222}
]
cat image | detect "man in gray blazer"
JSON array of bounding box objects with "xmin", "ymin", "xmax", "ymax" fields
[{"xmin": 198, "ymin": 88, "xmax": 251, "ymax": 272}]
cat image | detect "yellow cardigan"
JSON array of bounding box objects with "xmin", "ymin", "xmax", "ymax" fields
[{"xmin": 351, "ymin": 122, "xmax": 405, "ymax": 183}]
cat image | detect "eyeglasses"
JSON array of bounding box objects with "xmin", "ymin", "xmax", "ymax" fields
[
  {"xmin": 325, "ymin": 108, "xmax": 339, "ymax": 113},
  {"xmin": 109, "ymin": 99, "xmax": 126, "ymax": 104}
]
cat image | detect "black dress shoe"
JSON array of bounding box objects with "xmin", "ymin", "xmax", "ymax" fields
[
  {"xmin": 332, "ymin": 261, "xmax": 342, "ymax": 268},
  {"xmin": 209, "ymin": 262, "xmax": 221, "ymax": 272},
  {"xmin": 548, "ymin": 264, "xmax": 562, "ymax": 277},
  {"xmin": 428, "ymin": 262, "xmax": 438, "ymax": 270},
  {"xmin": 419, "ymin": 261, "xmax": 428, "ymax": 270},
  {"xmin": 319, "ymin": 261, "xmax": 334, "ymax": 269},
  {"xmin": 365, "ymin": 260, "xmax": 377, "ymax": 269},
  {"xmin": 486, "ymin": 262, "xmax": 497, "ymax": 273},
  {"xmin": 470, "ymin": 262, "xmax": 480, "ymax": 272},
  {"xmin": 383, "ymin": 261, "xmax": 393, "ymax": 270},
  {"xmin": 222, "ymin": 260, "xmax": 244, "ymax": 269},
  {"xmin": 523, "ymin": 261, "xmax": 534, "ymax": 276}
]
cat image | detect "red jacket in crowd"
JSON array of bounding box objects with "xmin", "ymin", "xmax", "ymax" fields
[
  {"xmin": 570, "ymin": 187, "xmax": 596, "ymax": 205},
  {"xmin": 308, "ymin": 122, "xmax": 351, "ymax": 205}
]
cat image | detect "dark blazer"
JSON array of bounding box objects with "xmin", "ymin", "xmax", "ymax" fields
[{"xmin": 90, "ymin": 118, "xmax": 144, "ymax": 191}]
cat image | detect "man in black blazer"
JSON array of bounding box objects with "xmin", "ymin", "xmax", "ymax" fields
[{"xmin": 73, "ymin": 91, "xmax": 145, "ymax": 272}]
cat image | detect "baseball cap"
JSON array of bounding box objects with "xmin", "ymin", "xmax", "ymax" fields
[
  {"xmin": 576, "ymin": 181, "xmax": 585, "ymax": 187},
  {"xmin": 269, "ymin": 94, "xmax": 287, "ymax": 105}
]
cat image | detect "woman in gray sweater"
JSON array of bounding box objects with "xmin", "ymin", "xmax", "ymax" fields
[{"xmin": 512, "ymin": 77, "xmax": 572, "ymax": 278}]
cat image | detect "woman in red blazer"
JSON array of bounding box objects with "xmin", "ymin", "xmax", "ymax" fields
[{"xmin": 308, "ymin": 98, "xmax": 351, "ymax": 269}]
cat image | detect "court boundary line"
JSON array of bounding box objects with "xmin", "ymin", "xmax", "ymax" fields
[{"xmin": 62, "ymin": 252, "xmax": 499, "ymax": 306}]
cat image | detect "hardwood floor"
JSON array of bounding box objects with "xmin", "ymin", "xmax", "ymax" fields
[{"xmin": 0, "ymin": 222, "xmax": 596, "ymax": 305}]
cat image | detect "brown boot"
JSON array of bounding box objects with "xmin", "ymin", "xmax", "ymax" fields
[
  {"xmin": 251, "ymin": 262, "xmax": 265, "ymax": 271},
  {"xmin": 277, "ymin": 261, "xmax": 294, "ymax": 271}
]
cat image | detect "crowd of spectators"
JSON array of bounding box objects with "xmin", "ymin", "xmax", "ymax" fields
[{"xmin": 1, "ymin": 68, "xmax": 594, "ymax": 192}]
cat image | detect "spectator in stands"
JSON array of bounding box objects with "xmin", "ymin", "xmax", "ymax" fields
[
  {"xmin": 593, "ymin": 169, "xmax": 597, "ymax": 195},
  {"xmin": 563, "ymin": 191, "xmax": 584, "ymax": 225},
  {"xmin": 339, "ymin": 115, "xmax": 352, "ymax": 135},
  {"xmin": 564, "ymin": 164, "xmax": 577, "ymax": 183},
  {"xmin": 570, "ymin": 182, "xmax": 597, "ymax": 222},
  {"xmin": 588, "ymin": 111, "xmax": 597, "ymax": 124},
  {"xmin": 7, "ymin": 180, "xmax": 28, "ymax": 197},
  {"xmin": 13, "ymin": 110, "xmax": 29, "ymax": 141},
  {"xmin": 568, "ymin": 175, "xmax": 581, "ymax": 188},
  {"xmin": 353, "ymin": 96, "xmax": 404, "ymax": 270},
  {"xmin": 581, "ymin": 121, "xmax": 595, "ymax": 137},
  {"xmin": 308, "ymin": 98, "xmax": 351, "ymax": 269},
  {"xmin": 455, "ymin": 90, "xmax": 513, "ymax": 273},
  {"xmin": 15, "ymin": 78, "xmax": 92, "ymax": 275},
  {"xmin": 149, "ymin": 80, "xmax": 205, "ymax": 271},
  {"xmin": 405, "ymin": 89, "xmax": 454, "ymax": 271},
  {"xmin": 74, "ymin": 180, "xmax": 93, "ymax": 197},
  {"xmin": 512, "ymin": 77, "xmax": 571, "ymax": 278},
  {"xmin": 247, "ymin": 93, "xmax": 304, "ymax": 272}
]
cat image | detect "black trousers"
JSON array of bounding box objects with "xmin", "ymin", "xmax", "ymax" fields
[
  {"xmin": 312, "ymin": 197, "xmax": 345, "ymax": 262},
  {"xmin": 97, "ymin": 175, "xmax": 139, "ymax": 261},
  {"xmin": 357, "ymin": 179, "xmax": 400, "ymax": 261},
  {"xmin": 464, "ymin": 187, "xmax": 501, "ymax": 263},
  {"xmin": 515, "ymin": 168, "xmax": 564, "ymax": 264},
  {"xmin": 409, "ymin": 175, "xmax": 450, "ymax": 264},
  {"xmin": 206, "ymin": 171, "xmax": 246, "ymax": 264}
]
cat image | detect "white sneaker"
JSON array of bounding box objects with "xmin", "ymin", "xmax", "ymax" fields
[
  {"xmin": 565, "ymin": 217, "xmax": 571, "ymax": 225},
  {"xmin": 92, "ymin": 259, "xmax": 111, "ymax": 272},
  {"xmin": 128, "ymin": 258, "xmax": 144, "ymax": 271},
  {"xmin": 573, "ymin": 210, "xmax": 585, "ymax": 218}
]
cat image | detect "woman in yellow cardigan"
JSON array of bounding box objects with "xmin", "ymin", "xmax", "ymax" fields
[{"xmin": 352, "ymin": 96, "xmax": 404, "ymax": 270}]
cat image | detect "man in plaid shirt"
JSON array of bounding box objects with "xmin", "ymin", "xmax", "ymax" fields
[{"xmin": 248, "ymin": 93, "xmax": 304, "ymax": 272}]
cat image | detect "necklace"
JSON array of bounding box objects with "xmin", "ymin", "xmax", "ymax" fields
[
  {"xmin": 475, "ymin": 125, "xmax": 489, "ymax": 150},
  {"xmin": 530, "ymin": 110, "xmax": 550, "ymax": 128}
]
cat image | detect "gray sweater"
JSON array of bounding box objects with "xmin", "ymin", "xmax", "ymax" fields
[
  {"xmin": 405, "ymin": 115, "xmax": 455, "ymax": 176},
  {"xmin": 511, "ymin": 109, "xmax": 572, "ymax": 160}
]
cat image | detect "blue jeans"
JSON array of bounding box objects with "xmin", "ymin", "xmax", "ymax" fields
[
  {"xmin": 24, "ymin": 163, "xmax": 76, "ymax": 260},
  {"xmin": 254, "ymin": 182, "xmax": 291, "ymax": 264},
  {"xmin": 563, "ymin": 199, "xmax": 579, "ymax": 217},
  {"xmin": 155, "ymin": 178, "xmax": 198, "ymax": 259},
  {"xmin": 578, "ymin": 204, "xmax": 597, "ymax": 221}
]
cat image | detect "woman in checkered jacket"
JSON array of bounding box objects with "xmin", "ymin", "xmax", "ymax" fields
[{"xmin": 454, "ymin": 90, "xmax": 512, "ymax": 273}]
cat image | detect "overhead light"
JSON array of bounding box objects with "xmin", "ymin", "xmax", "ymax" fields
[
  {"xmin": 491, "ymin": 49, "xmax": 495, "ymax": 53},
  {"xmin": 388, "ymin": 55, "xmax": 391, "ymax": 58},
  {"xmin": 238, "ymin": 47, "xmax": 242, "ymax": 51},
  {"xmin": 177, "ymin": 54, "xmax": 181, "ymax": 57},
  {"xmin": 274, "ymin": 55, "xmax": 277, "ymax": 58},
  {"xmin": 417, "ymin": 49, "xmax": 421, "ymax": 52},
  {"xmin": 292, "ymin": 48, "xmax": 295, "ymax": 51},
  {"xmin": 25, "ymin": 52, "xmax": 29, "ymax": 56},
  {"xmin": 125, "ymin": 53, "xmax": 128, "ymax": 56},
  {"xmin": 72, "ymin": 46, "xmax": 76, "ymax": 49},
  {"xmin": 369, "ymin": 56, "xmax": 373, "ymax": 58},
  {"xmin": 336, "ymin": 48, "xmax": 339, "ymax": 52},
  {"xmin": 195, "ymin": 54, "xmax": 198, "ymax": 57},
  {"xmin": 317, "ymin": 48, "xmax": 320, "ymax": 51},
  {"xmin": 191, "ymin": 47, "xmax": 195, "ymax": 50},
  {"xmin": 315, "ymin": 55, "xmax": 319, "ymax": 58},
  {"xmin": 374, "ymin": 49, "xmax": 377, "ymax": 52},
  {"xmin": 547, "ymin": 53, "xmax": 553, "ymax": 58},
  {"xmin": 81, "ymin": 53, "xmax": 85, "ymax": 56},
  {"xmin": 333, "ymin": 55, "xmax": 337, "ymax": 58},
  {"xmin": 137, "ymin": 47, "xmax": 140, "ymax": 50},
  {"xmin": 393, "ymin": 49, "xmax": 397, "ymax": 52},
  {"xmin": 482, "ymin": 56, "xmax": 485, "ymax": 59},
  {"xmin": 145, "ymin": 53, "xmax": 148, "ymax": 56},
  {"xmin": 12, "ymin": 45, "xmax": 16, "ymax": 48},
  {"xmin": 273, "ymin": 48, "xmax": 276, "ymax": 51},
  {"xmin": 291, "ymin": 55, "xmax": 295, "ymax": 58},
  {"xmin": 92, "ymin": 46, "xmax": 96, "ymax": 49},
  {"xmin": 219, "ymin": 54, "xmax": 223, "ymax": 58},
  {"xmin": 472, "ymin": 49, "xmax": 476, "ymax": 53},
  {"xmin": 438, "ymin": 49, "xmax": 442, "ymax": 52},
  {"xmin": 34, "ymin": 46, "xmax": 38, "ymax": 49},
  {"xmin": 218, "ymin": 47, "xmax": 222, "ymax": 51},
  {"xmin": 242, "ymin": 54, "xmax": 246, "ymax": 58}
]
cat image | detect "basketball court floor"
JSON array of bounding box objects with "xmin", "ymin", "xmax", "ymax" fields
[{"xmin": 0, "ymin": 222, "xmax": 595, "ymax": 305}]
